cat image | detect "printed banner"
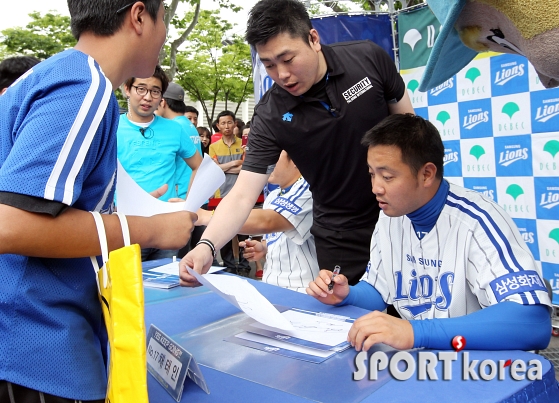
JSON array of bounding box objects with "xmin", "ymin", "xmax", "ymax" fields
[{"xmin": 398, "ymin": 5, "xmax": 559, "ymax": 303}]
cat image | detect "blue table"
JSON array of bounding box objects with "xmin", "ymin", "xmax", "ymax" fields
[{"xmin": 143, "ymin": 261, "xmax": 559, "ymax": 402}]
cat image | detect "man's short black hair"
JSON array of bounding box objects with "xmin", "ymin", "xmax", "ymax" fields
[
  {"xmin": 246, "ymin": 0, "xmax": 313, "ymax": 47},
  {"xmin": 165, "ymin": 98, "xmax": 187, "ymax": 114},
  {"xmin": 68, "ymin": 0, "xmax": 161, "ymax": 40},
  {"xmin": 242, "ymin": 122, "xmax": 251, "ymax": 132},
  {"xmin": 184, "ymin": 105, "xmax": 199, "ymax": 116},
  {"xmin": 0, "ymin": 56, "xmax": 40, "ymax": 90},
  {"xmin": 124, "ymin": 65, "xmax": 169, "ymax": 95},
  {"xmin": 361, "ymin": 114, "xmax": 444, "ymax": 179},
  {"xmin": 217, "ymin": 110, "xmax": 236, "ymax": 122}
]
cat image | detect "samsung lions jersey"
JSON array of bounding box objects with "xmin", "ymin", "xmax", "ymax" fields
[
  {"xmin": 363, "ymin": 183, "xmax": 551, "ymax": 320},
  {"xmin": 263, "ymin": 177, "xmax": 319, "ymax": 292}
]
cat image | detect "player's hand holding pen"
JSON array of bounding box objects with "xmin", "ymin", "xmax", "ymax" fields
[{"xmin": 306, "ymin": 268, "xmax": 350, "ymax": 305}]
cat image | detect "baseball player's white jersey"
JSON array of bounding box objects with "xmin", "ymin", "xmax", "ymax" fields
[
  {"xmin": 262, "ymin": 177, "xmax": 319, "ymax": 292},
  {"xmin": 362, "ymin": 182, "xmax": 551, "ymax": 320}
]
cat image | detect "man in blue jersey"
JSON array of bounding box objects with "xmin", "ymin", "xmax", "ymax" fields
[
  {"xmin": 0, "ymin": 1, "xmax": 197, "ymax": 402},
  {"xmin": 308, "ymin": 114, "xmax": 552, "ymax": 352},
  {"xmin": 119, "ymin": 68, "xmax": 202, "ymax": 261}
]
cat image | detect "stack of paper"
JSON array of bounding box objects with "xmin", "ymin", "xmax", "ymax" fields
[
  {"xmin": 186, "ymin": 266, "xmax": 353, "ymax": 363},
  {"xmin": 227, "ymin": 308, "xmax": 353, "ymax": 363}
]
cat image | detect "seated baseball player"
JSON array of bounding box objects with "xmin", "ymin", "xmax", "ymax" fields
[
  {"xmin": 307, "ymin": 114, "xmax": 551, "ymax": 352},
  {"xmin": 197, "ymin": 151, "xmax": 318, "ymax": 292}
]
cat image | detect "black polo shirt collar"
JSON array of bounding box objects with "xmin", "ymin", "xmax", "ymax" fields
[{"xmin": 276, "ymin": 44, "xmax": 345, "ymax": 111}]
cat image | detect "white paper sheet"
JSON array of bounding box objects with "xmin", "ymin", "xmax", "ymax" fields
[
  {"xmin": 149, "ymin": 263, "xmax": 223, "ymax": 276},
  {"xmin": 116, "ymin": 154, "xmax": 224, "ymax": 216},
  {"xmin": 186, "ymin": 267, "xmax": 294, "ymax": 330},
  {"xmin": 249, "ymin": 309, "xmax": 352, "ymax": 346},
  {"xmin": 235, "ymin": 332, "xmax": 333, "ymax": 358},
  {"xmin": 183, "ymin": 154, "xmax": 225, "ymax": 212}
]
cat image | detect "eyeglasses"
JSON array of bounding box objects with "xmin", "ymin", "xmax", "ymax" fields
[
  {"xmin": 131, "ymin": 85, "xmax": 162, "ymax": 99},
  {"xmin": 116, "ymin": 2, "xmax": 136, "ymax": 14},
  {"xmin": 139, "ymin": 127, "xmax": 154, "ymax": 139}
]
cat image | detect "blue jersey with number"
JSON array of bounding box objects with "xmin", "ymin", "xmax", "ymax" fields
[{"xmin": 0, "ymin": 49, "xmax": 119, "ymax": 399}]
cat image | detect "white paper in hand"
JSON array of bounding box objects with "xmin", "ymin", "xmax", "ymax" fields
[
  {"xmin": 116, "ymin": 155, "xmax": 224, "ymax": 216},
  {"xmin": 186, "ymin": 267, "xmax": 294, "ymax": 331},
  {"xmin": 183, "ymin": 154, "xmax": 225, "ymax": 212}
]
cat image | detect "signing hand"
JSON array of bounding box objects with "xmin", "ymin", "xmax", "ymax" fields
[
  {"xmin": 348, "ymin": 311, "xmax": 414, "ymax": 352},
  {"xmin": 306, "ymin": 269, "xmax": 350, "ymax": 305}
]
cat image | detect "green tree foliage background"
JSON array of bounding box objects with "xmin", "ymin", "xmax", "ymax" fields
[{"xmin": 172, "ymin": 9, "xmax": 253, "ymax": 132}]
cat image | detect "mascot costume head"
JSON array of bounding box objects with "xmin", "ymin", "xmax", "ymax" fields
[{"xmin": 420, "ymin": 0, "xmax": 559, "ymax": 91}]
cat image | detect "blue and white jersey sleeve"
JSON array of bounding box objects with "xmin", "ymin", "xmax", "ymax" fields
[
  {"xmin": 0, "ymin": 49, "xmax": 118, "ymax": 212},
  {"xmin": 448, "ymin": 186, "xmax": 551, "ymax": 308},
  {"xmin": 266, "ymin": 178, "xmax": 313, "ymax": 245}
]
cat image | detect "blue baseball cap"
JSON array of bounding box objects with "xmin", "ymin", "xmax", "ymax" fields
[{"xmin": 419, "ymin": 0, "xmax": 478, "ymax": 92}]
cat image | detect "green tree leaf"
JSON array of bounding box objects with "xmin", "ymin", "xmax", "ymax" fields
[
  {"xmin": 173, "ymin": 9, "xmax": 253, "ymax": 131},
  {"xmin": 1, "ymin": 12, "xmax": 76, "ymax": 60}
]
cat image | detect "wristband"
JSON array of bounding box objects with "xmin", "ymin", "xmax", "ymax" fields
[{"xmin": 197, "ymin": 238, "xmax": 217, "ymax": 259}]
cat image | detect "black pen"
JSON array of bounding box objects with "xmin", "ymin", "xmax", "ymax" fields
[{"xmin": 328, "ymin": 265, "xmax": 341, "ymax": 291}]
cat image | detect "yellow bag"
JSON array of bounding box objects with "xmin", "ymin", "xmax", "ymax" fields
[{"xmin": 90, "ymin": 211, "xmax": 148, "ymax": 403}]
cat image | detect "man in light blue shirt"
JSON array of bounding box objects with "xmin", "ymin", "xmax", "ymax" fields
[
  {"xmin": 158, "ymin": 82, "xmax": 202, "ymax": 199},
  {"xmin": 119, "ymin": 67, "xmax": 202, "ymax": 260}
]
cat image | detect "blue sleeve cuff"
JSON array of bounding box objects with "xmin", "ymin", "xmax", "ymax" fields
[
  {"xmin": 336, "ymin": 281, "xmax": 388, "ymax": 312},
  {"xmin": 411, "ymin": 302, "xmax": 550, "ymax": 351}
]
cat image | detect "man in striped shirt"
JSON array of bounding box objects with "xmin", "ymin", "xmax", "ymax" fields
[
  {"xmin": 198, "ymin": 151, "xmax": 318, "ymax": 292},
  {"xmin": 308, "ymin": 114, "xmax": 551, "ymax": 352}
]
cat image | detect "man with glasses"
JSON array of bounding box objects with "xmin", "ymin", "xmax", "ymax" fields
[
  {"xmin": 118, "ymin": 65, "xmax": 202, "ymax": 261},
  {"xmin": 0, "ymin": 1, "xmax": 199, "ymax": 402}
]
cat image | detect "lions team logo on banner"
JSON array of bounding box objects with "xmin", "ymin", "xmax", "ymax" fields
[
  {"xmin": 428, "ymin": 103, "xmax": 459, "ymax": 140},
  {"xmin": 491, "ymin": 93, "xmax": 532, "ymax": 136},
  {"xmin": 513, "ymin": 218, "xmax": 540, "ymax": 260},
  {"xmin": 495, "ymin": 135, "xmax": 533, "ymax": 177},
  {"xmin": 537, "ymin": 220, "xmax": 559, "ymax": 265},
  {"xmin": 443, "ymin": 140, "xmax": 461, "ymax": 177},
  {"xmin": 490, "ymin": 54, "xmax": 529, "ymax": 97},
  {"xmin": 427, "ymin": 77, "xmax": 457, "ymax": 106},
  {"xmin": 530, "ymin": 88, "xmax": 559, "ymax": 133},
  {"xmin": 402, "ymin": 70, "xmax": 427, "ymax": 108},
  {"xmin": 542, "ymin": 262, "xmax": 559, "ymax": 304},
  {"xmin": 459, "ymin": 99, "xmax": 492, "ymax": 139},
  {"xmin": 464, "ymin": 177, "xmax": 497, "ymax": 202},
  {"xmin": 397, "ymin": 6, "xmax": 440, "ymax": 70},
  {"xmin": 457, "ymin": 57, "xmax": 491, "ymax": 102},
  {"xmin": 461, "ymin": 138, "xmax": 495, "ymax": 177},
  {"xmin": 535, "ymin": 178, "xmax": 559, "ymax": 220},
  {"xmin": 496, "ymin": 177, "xmax": 535, "ymax": 219},
  {"xmin": 532, "ymin": 134, "xmax": 559, "ymax": 177}
]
